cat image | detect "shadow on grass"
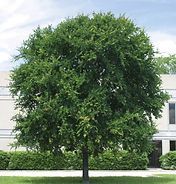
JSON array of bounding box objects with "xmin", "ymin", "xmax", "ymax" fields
[
  {"xmin": 15, "ymin": 175, "xmax": 176, "ymax": 184},
  {"xmin": 19, "ymin": 177, "xmax": 82, "ymax": 184}
]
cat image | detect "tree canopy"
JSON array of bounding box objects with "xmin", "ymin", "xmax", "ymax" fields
[
  {"xmin": 10, "ymin": 13, "xmax": 168, "ymax": 183},
  {"xmin": 155, "ymin": 55, "xmax": 176, "ymax": 74}
]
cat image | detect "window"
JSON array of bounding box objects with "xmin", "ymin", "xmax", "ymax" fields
[
  {"xmin": 170, "ymin": 141, "xmax": 176, "ymax": 151},
  {"xmin": 169, "ymin": 103, "xmax": 175, "ymax": 124}
]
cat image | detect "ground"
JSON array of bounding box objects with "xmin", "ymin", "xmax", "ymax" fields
[{"xmin": 0, "ymin": 175, "xmax": 176, "ymax": 184}]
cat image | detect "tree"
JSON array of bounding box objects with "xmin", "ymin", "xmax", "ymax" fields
[
  {"xmin": 155, "ymin": 55, "xmax": 176, "ymax": 74},
  {"xmin": 10, "ymin": 13, "xmax": 168, "ymax": 184}
]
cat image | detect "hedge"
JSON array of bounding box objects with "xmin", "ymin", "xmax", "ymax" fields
[
  {"xmin": 8, "ymin": 151, "xmax": 65, "ymax": 170},
  {"xmin": 89, "ymin": 150, "xmax": 148, "ymax": 170},
  {"xmin": 0, "ymin": 151, "xmax": 10, "ymax": 170},
  {"xmin": 160, "ymin": 151, "xmax": 176, "ymax": 170},
  {"xmin": 0, "ymin": 150, "xmax": 148, "ymax": 170}
]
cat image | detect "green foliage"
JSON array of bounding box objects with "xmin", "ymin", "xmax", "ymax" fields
[
  {"xmin": 155, "ymin": 55, "xmax": 176, "ymax": 74},
  {"xmin": 10, "ymin": 13, "xmax": 168, "ymax": 156},
  {"xmin": 160, "ymin": 151, "xmax": 176, "ymax": 170},
  {"xmin": 89, "ymin": 150, "xmax": 148, "ymax": 170},
  {"xmin": 0, "ymin": 150, "xmax": 147, "ymax": 170},
  {"xmin": 0, "ymin": 151, "xmax": 10, "ymax": 170},
  {"xmin": 110, "ymin": 112, "xmax": 156, "ymax": 154},
  {"xmin": 64, "ymin": 151, "xmax": 82, "ymax": 169},
  {"xmin": 8, "ymin": 151, "xmax": 65, "ymax": 170}
]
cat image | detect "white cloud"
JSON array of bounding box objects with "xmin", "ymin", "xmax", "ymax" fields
[
  {"xmin": 0, "ymin": 52, "xmax": 11, "ymax": 62},
  {"xmin": 0, "ymin": 0, "xmax": 23, "ymax": 13},
  {"xmin": 0, "ymin": 0, "xmax": 93, "ymax": 71},
  {"xmin": 149, "ymin": 31, "xmax": 176, "ymax": 56}
]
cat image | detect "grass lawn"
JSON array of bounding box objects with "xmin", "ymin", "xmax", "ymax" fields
[{"xmin": 0, "ymin": 175, "xmax": 176, "ymax": 184}]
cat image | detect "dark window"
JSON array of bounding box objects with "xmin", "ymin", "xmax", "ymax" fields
[
  {"xmin": 170, "ymin": 141, "xmax": 176, "ymax": 151},
  {"xmin": 169, "ymin": 103, "xmax": 175, "ymax": 124},
  {"xmin": 148, "ymin": 140, "xmax": 162, "ymax": 168}
]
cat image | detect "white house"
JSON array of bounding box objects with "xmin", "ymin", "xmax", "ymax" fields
[
  {"xmin": 150, "ymin": 75, "xmax": 176, "ymax": 167},
  {"xmin": 154, "ymin": 75, "xmax": 176, "ymax": 152},
  {"xmin": 0, "ymin": 71, "xmax": 176, "ymax": 167}
]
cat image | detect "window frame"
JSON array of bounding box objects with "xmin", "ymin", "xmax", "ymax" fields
[
  {"xmin": 170, "ymin": 140, "xmax": 176, "ymax": 151},
  {"xmin": 169, "ymin": 103, "xmax": 176, "ymax": 124}
]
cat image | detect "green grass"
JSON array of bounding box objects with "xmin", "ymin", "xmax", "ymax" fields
[{"xmin": 0, "ymin": 175, "xmax": 175, "ymax": 184}]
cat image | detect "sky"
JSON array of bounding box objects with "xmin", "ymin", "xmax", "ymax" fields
[{"xmin": 0, "ymin": 0, "xmax": 176, "ymax": 71}]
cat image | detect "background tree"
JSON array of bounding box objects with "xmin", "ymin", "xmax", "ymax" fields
[
  {"xmin": 155, "ymin": 55, "xmax": 176, "ymax": 74},
  {"xmin": 10, "ymin": 13, "xmax": 168, "ymax": 184}
]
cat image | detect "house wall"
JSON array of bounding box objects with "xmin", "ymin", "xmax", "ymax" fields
[{"xmin": 0, "ymin": 72, "xmax": 16, "ymax": 151}]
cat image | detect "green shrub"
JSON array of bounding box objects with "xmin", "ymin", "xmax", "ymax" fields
[
  {"xmin": 8, "ymin": 151, "xmax": 65, "ymax": 170},
  {"xmin": 64, "ymin": 151, "xmax": 82, "ymax": 170},
  {"xmin": 89, "ymin": 150, "xmax": 148, "ymax": 170},
  {"xmin": 0, "ymin": 150, "xmax": 148, "ymax": 170},
  {"xmin": 0, "ymin": 151, "xmax": 10, "ymax": 170},
  {"xmin": 160, "ymin": 151, "xmax": 176, "ymax": 170}
]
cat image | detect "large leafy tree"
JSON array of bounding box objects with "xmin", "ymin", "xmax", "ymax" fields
[
  {"xmin": 10, "ymin": 13, "xmax": 168, "ymax": 184},
  {"xmin": 155, "ymin": 55, "xmax": 176, "ymax": 74}
]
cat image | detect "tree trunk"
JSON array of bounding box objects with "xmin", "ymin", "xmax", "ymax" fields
[{"xmin": 82, "ymin": 146, "xmax": 89, "ymax": 184}]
